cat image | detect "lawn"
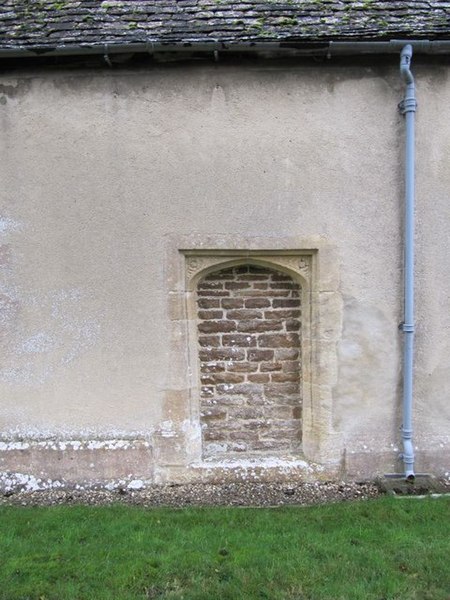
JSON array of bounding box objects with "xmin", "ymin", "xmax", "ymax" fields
[{"xmin": 0, "ymin": 497, "xmax": 448, "ymax": 600}]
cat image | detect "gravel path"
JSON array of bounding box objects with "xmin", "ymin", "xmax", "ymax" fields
[{"xmin": 0, "ymin": 481, "xmax": 382, "ymax": 507}]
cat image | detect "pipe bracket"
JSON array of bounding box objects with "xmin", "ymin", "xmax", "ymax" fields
[{"xmin": 398, "ymin": 98, "xmax": 417, "ymax": 114}]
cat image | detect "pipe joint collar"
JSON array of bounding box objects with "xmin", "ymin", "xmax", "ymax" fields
[
  {"xmin": 399, "ymin": 97, "xmax": 417, "ymax": 114},
  {"xmin": 400, "ymin": 322, "xmax": 415, "ymax": 333}
]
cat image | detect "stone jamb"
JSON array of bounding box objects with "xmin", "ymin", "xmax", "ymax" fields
[{"xmin": 158, "ymin": 235, "xmax": 343, "ymax": 482}]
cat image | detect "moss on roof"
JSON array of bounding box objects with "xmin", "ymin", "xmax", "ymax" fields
[{"xmin": 1, "ymin": 1, "xmax": 450, "ymax": 50}]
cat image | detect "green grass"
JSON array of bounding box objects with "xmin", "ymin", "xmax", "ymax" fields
[{"xmin": 0, "ymin": 497, "xmax": 449, "ymax": 600}]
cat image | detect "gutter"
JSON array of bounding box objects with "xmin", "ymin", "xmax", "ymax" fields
[{"xmin": 0, "ymin": 38, "xmax": 450, "ymax": 59}]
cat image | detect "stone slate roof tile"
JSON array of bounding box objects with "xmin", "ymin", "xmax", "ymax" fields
[{"xmin": 1, "ymin": 1, "xmax": 450, "ymax": 50}]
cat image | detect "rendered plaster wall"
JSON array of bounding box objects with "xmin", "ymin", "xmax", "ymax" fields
[{"xmin": 0, "ymin": 59, "xmax": 449, "ymax": 487}]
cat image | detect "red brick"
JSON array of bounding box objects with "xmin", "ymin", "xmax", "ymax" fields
[
  {"xmin": 199, "ymin": 348, "xmax": 245, "ymax": 361},
  {"xmin": 198, "ymin": 310, "xmax": 223, "ymax": 320},
  {"xmin": 247, "ymin": 349, "xmax": 274, "ymax": 362},
  {"xmin": 198, "ymin": 320, "xmax": 236, "ymax": 334},
  {"xmin": 198, "ymin": 336, "xmax": 220, "ymax": 347},
  {"xmin": 198, "ymin": 298, "xmax": 220, "ymax": 309},
  {"xmin": 258, "ymin": 333, "xmax": 300, "ymax": 348},
  {"xmin": 226, "ymin": 309, "xmax": 262, "ymax": 320},
  {"xmin": 222, "ymin": 334, "xmax": 257, "ymax": 347},
  {"xmin": 237, "ymin": 320, "xmax": 282, "ymax": 333}
]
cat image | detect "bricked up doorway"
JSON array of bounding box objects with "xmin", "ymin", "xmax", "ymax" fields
[{"xmin": 196, "ymin": 264, "xmax": 302, "ymax": 460}]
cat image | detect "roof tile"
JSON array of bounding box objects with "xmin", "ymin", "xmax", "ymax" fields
[{"xmin": 1, "ymin": 1, "xmax": 450, "ymax": 50}]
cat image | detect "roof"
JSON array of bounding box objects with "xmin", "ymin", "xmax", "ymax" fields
[{"xmin": 1, "ymin": 1, "xmax": 450, "ymax": 52}]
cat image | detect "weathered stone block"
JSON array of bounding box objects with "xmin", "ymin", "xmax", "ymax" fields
[
  {"xmin": 226, "ymin": 362, "xmax": 258, "ymax": 373},
  {"xmin": 265, "ymin": 309, "xmax": 301, "ymax": 319},
  {"xmin": 221, "ymin": 298, "xmax": 244, "ymax": 309},
  {"xmin": 222, "ymin": 334, "xmax": 257, "ymax": 347},
  {"xmin": 247, "ymin": 349, "xmax": 274, "ymax": 362},
  {"xmin": 237, "ymin": 319, "xmax": 283, "ymax": 333},
  {"xmin": 247, "ymin": 373, "xmax": 271, "ymax": 383},
  {"xmin": 198, "ymin": 298, "xmax": 220, "ymax": 309},
  {"xmin": 271, "ymin": 372, "xmax": 301, "ymax": 383},
  {"xmin": 245, "ymin": 298, "xmax": 271, "ymax": 308},
  {"xmin": 198, "ymin": 320, "xmax": 236, "ymax": 334},
  {"xmin": 196, "ymin": 264, "xmax": 302, "ymax": 460},
  {"xmin": 258, "ymin": 333, "xmax": 300, "ymax": 348},
  {"xmin": 272, "ymin": 299, "xmax": 300, "ymax": 308},
  {"xmin": 200, "ymin": 348, "xmax": 245, "ymax": 361},
  {"xmin": 260, "ymin": 361, "xmax": 283, "ymax": 372},
  {"xmin": 198, "ymin": 335, "xmax": 221, "ymax": 347},
  {"xmin": 227, "ymin": 309, "xmax": 263, "ymax": 320},
  {"xmin": 198, "ymin": 310, "xmax": 223, "ymax": 320}
]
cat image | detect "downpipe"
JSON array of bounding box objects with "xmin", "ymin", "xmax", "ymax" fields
[{"xmin": 399, "ymin": 45, "xmax": 417, "ymax": 481}]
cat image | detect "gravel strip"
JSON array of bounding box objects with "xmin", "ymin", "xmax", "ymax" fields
[{"xmin": 0, "ymin": 481, "xmax": 382, "ymax": 508}]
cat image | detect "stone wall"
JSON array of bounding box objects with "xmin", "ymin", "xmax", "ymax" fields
[
  {"xmin": 1, "ymin": 61, "xmax": 449, "ymax": 485},
  {"xmin": 197, "ymin": 265, "xmax": 302, "ymax": 459}
]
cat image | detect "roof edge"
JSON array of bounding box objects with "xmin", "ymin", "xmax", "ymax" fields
[{"xmin": 2, "ymin": 39, "xmax": 450, "ymax": 59}]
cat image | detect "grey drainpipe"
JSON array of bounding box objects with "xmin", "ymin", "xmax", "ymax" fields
[{"xmin": 399, "ymin": 45, "xmax": 417, "ymax": 481}]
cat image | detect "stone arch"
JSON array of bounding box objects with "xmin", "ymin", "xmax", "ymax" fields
[
  {"xmin": 196, "ymin": 263, "xmax": 303, "ymax": 459},
  {"xmin": 158, "ymin": 241, "xmax": 343, "ymax": 480}
]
